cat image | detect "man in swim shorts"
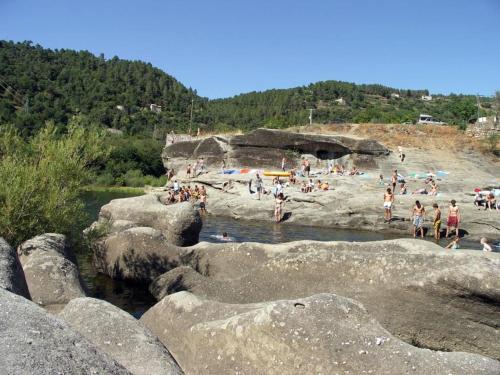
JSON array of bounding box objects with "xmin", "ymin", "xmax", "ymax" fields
[
  {"xmin": 445, "ymin": 199, "xmax": 460, "ymax": 238},
  {"xmin": 412, "ymin": 200, "xmax": 425, "ymax": 238},
  {"xmin": 391, "ymin": 170, "xmax": 398, "ymax": 194},
  {"xmin": 432, "ymin": 203, "xmax": 441, "ymax": 240},
  {"xmin": 383, "ymin": 188, "xmax": 394, "ymax": 223}
]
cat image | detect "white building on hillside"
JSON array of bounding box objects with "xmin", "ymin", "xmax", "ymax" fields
[{"xmin": 421, "ymin": 95, "xmax": 433, "ymax": 101}]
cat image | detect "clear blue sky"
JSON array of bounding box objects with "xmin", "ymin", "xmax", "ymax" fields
[{"xmin": 1, "ymin": 0, "xmax": 499, "ymax": 99}]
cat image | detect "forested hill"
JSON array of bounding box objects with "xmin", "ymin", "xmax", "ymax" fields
[
  {"xmin": 206, "ymin": 82, "xmax": 490, "ymax": 131},
  {"xmin": 0, "ymin": 40, "xmax": 200, "ymax": 136},
  {"xmin": 0, "ymin": 41, "xmax": 493, "ymax": 136}
]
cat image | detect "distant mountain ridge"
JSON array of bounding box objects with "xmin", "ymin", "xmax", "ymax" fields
[{"xmin": 0, "ymin": 40, "xmax": 492, "ymax": 135}]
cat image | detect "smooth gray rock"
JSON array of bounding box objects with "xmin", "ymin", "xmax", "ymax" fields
[
  {"xmin": 0, "ymin": 237, "xmax": 30, "ymax": 298},
  {"xmin": 92, "ymin": 226, "xmax": 193, "ymax": 283},
  {"xmin": 17, "ymin": 233, "xmax": 85, "ymax": 308},
  {"xmin": 60, "ymin": 297, "xmax": 184, "ymax": 375},
  {"xmin": 151, "ymin": 239, "xmax": 500, "ymax": 360},
  {"xmin": 141, "ymin": 292, "xmax": 500, "ymax": 375},
  {"xmin": 0, "ymin": 288, "xmax": 130, "ymax": 375},
  {"xmin": 98, "ymin": 195, "xmax": 202, "ymax": 246},
  {"xmin": 162, "ymin": 128, "xmax": 389, "ymax": 169}
]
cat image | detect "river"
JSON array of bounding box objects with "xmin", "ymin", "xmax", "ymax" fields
[{"xmin": 80, "ymin": 190, "xmax": 481, "ymax": 317}]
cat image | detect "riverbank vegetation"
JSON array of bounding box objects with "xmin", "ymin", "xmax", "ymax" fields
[{"xmin": 0, "ymin": 122, "xmax": 108, "ymax": 245}]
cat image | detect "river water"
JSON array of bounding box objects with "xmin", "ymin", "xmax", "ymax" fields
[{"xmin": 80, "ymin": 191, "xmax": 481, "ymax": 317}]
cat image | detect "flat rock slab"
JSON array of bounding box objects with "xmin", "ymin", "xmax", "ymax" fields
[
  {"xmin": 0, "ymin": 237, "xmax": 30, "ymax": 298},
  {"xmin": 151, "ymin": 239, "xmax": 500, "ymax": 360},
  {"xmin": 60, "ymin": 297, "xmax": 184, "ymax": 375},
  {"xmin": 0, "ymin": 288, "xmax": 130, "ymax": 374},
  {"xmin": 17, "ymin": 233, "xmax": 85, "ymax": 307},
  {"xmin": 141, "ymin": 292, "xmax": 500, "ymax": 375}
]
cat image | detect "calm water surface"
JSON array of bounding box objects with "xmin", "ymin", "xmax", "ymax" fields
[{"xmin": 80, "ymin": 191, "xmax": 482, "ymax": 317}]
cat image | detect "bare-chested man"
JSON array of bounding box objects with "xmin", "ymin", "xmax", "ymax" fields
[
  {"xmin": 445, "ymin": 199, "xmax": 460, "ymax": 238},
  {"xmin": 199, "ymin": 186, "xmax": 207, "ymax": 214},
  {"xmin": 383, "ymin": 188, "xmax": 394, "ymax": 223},
  {"xmin": 412, "ymin": 200, "xmax": 425, "ymax": 238},
  {"xmin": 391, "ymin": 170, "xmax": 398, "ymax": 194}
]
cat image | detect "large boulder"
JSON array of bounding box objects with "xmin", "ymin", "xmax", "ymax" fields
[
  {"xmin": 0, "ymin": 288, "xmax": 130, "ymax": 374},
  {"xmin": 150, "ymin": 239, "xmax": 500, "ymax": 360},
  {"xmin": 17, "ymin": 233, "xmax": 85, "ymax": 309},
  {"xmin": 93, "ymin": 226, "xmax": 192, "ymax": 284},
  {"xmin": 97, "ymin": 195, "xmax": 202, "ymax": 246},
  {"xmin": 141, "ymin": 292, "xmax": 500, "ymax": 375},
  {"xmin": 0, "ymin": 237, "xmax": 30, "ymax": 298},
  {"xmin": 162, "ymin": 128, "xmax": 389, "ymax": 169},
  {"xmin": 60, "ymin": 297, "xmax": 183, "ymax": 375}
]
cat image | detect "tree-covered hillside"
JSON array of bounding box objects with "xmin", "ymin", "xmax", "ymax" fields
[
  {"xmin": 204, "ymin": 82, "xmax": 492, "ymax": 131},
  {"xmin": 0, "ymin": 40, "xmax": 494, "ymax": 136},
  {"xmin": 0, "ymin": 40, "xmax": 200, "ymax": 136}
]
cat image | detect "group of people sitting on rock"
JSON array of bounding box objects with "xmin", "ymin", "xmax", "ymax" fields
[
  {"xmin": 381, "ymin": 169, "xmax": 439, "ymax": 196},
  {"xmin": 164, "ymin": 181, "xmax": 207, "ymax": 213},
  {"xmin": 474, "ymin": 191, "xmax": 498, "ymax": 210},
  {"xmin": 300, "ymin": 179, "xmax": 330, "ymax": 193}
]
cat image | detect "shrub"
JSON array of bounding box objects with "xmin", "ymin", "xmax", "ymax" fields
[{"xmin": 0, "ymin": 122, "xmax": 108, "ymax": 245}]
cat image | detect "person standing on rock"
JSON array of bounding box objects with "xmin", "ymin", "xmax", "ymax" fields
[
  {"xmin": 391, "ymin": 170, "xmax": 398, "ymax": 194},
  {"xmin": 255, "ymin": 173, "xmax": 264, "ymax": 200},
  {"xmin": 383, "ymin": 188, "xmax": 394, "ymax": 223},
  {"xmin": 432, "ymin": 203, "xmax": 442, "ymax": 241},
  {"xmin": 186, "ymin": 164, "xmax": 192, "ymax": 179},
  {"xmin": 445, "ymin": 200, "xmax": 460, "ymax": 238},
  {"xmin": 281, "ymin": 157, "xmax": 286, "ymax": 172},
  {"xmin": 274, "ymin": 192, "xmax": 285, "ymax": 223},
  {"xmin": 412, "ymin": 200, "xmax": 425, "ymax": 238},
  {"xmin": 398, "ymin": 146, "xmax": 405, "ymax": 162},
  {"xmin": 199, "ymin": 186, "xmax": 207, "ymax": 214},
  {"xmin": 304, "ymin": 159, "xmax": 310, "ymax": 178}
]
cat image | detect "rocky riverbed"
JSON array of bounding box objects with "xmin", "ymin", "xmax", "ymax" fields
[{"xmin": 1, "ymin": 129, "xmax": 499, "ymax": 374}]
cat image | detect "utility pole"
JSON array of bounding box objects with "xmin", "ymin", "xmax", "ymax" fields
[
  {"xmin": 308, "ymin": 109, "xmax": 314, "ymax": 126},
  {"xmin": 189, "ymin": 98, "xmax": 194, "ymax": 134},
  {"xmin": 476, "ymin": 94, "xmax": 481, "ymax": 121}
]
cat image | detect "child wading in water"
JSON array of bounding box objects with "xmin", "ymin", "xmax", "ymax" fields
[
  {"xmin": 432, "ymin": 203, "xmax": 441, "ymax": 241},
  {"xmin": 383, "ymin": 188, "xmax": 394, "ymax": 223}
]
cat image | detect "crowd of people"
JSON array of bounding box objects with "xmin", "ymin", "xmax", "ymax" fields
[
  {"xmin": 161, "ymin": 150, "xmax": 497, "ymax": 250},
  {"xmin": 163, "ymin": 181, "xmax": 208, "ymax": 214}
]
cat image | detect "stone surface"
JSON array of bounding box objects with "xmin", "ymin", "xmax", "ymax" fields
[
  {"xmin": 150, "ymin": 239, "xmax": 500, "ymax": 360},
  {"xmin": 97, "ymin": 195, "xmax": 202, "ymax": 246},
  {"xmin": 93, "ymin": 226, "xmax": 193, "ymax": 283},
  {"xmin": 0, "ymin": 288, "xmax": 130, "ymax": 375},
  {"xmin": 0, "ymin": 237, "xmax": 30, "ymax": 298},
  {"xmin": 60, "ymin": 297, "xmax": 184, "ymax": 375},
  {"xmin": 141, "ymin": 291, "xmax": 500, "ymax": 375},
  {"xmin": 162, "ymin": 128, "xmax": 389, "ymax": 170},
  {"xmin": 17, "ymin": 233, "xmax": 85, "ymax": 308}
]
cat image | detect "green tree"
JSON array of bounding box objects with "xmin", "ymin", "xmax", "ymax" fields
[{"xmin": 0, "ymin": 121, "xmax": 108, "ymax": 245}]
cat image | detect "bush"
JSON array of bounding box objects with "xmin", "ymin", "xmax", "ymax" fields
[{"xmin": 0, "ymin": 122, "xmax": 108, "ymax": 245}]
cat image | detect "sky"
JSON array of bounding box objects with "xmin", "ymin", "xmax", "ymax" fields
[{"xmin": 1, "ymin": 0, "xmax": 499, "ymax": 99}]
